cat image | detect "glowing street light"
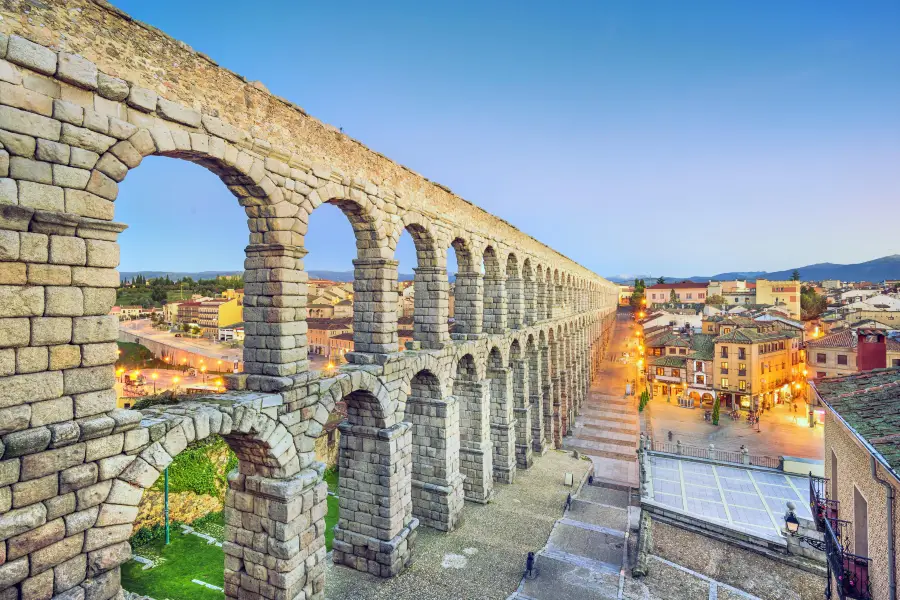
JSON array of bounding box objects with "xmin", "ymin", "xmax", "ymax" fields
[{"xmin": 151, "ymin": 372, "xmax": 158, "ymax": 394}]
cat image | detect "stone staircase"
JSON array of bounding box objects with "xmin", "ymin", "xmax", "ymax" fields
[{"xmin": 565, "ymin": 394, "xmax": 639, "ymax": 462}]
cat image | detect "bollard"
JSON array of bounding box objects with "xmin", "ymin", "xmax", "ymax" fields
[
  {"xmin": 676, "ymin": 440, "xmax": 682, "ymax": 455},
  {"xmin": 525, "ymin": 552, "xmax": 536, "ymax": 579}
]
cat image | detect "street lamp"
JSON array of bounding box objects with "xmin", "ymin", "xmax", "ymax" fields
[
  {"xmin": 151, "ymin": 372, "xmax": 158, "ymax": 394},
  {"xmin": 201, "ymin": 365, "xmax": 207, "ymax": 382},
  {"xmin": 173, "ymin": 376, "xmax": 180, "ymax": 394}
]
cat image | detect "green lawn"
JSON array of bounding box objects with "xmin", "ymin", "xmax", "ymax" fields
[
  {"xmin": 124, "ymin": 474, "xmax": 340, "ymax": 600},
  {"xmin": 123, "ymin": 530, "xmax": 225, "ymax": 600}
]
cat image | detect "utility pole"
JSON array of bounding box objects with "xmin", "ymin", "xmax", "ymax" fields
[{"xmin": 164, "ymin": 467, "xmax": 170, "ymax": 544}]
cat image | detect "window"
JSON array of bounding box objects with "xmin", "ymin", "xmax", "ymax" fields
[
  {"xmin": 656, "ymin": 367, "xmax": 664, "ymax": 376},
  {"xmin": 668, "ymin": 347, "xmax": 675, "ymax": 354},
  {"xmin": 679, "ymin": 348, "xmax": 686, "ymax": 355},
  {"xmin": 672, "ymin": 369, "xmax": 680, "ymax": 377},
  {"xmin": 699, "ymin": 293, "xmax": 705, "ymax": 299},
  {"xmin": 696, "ymin": 374, "xmax": 705, "ymax": 384},
  {"xmin": 720, "ymin": 378, "xmax": 729, "ymax": 389},
  {"xmin": 837, "ymin": 354, "xmax": 848, "ymax": 366},
  {"xmin": 721, "ymin": 347, "xmax": 729, "ymax": 359},
  {"xmin": 695, "ymin": 361, "xmax": 703, "ymax": 371},
  {"xmin": 893, "ymin": 359, "xmax": 900, "ymax": 367},
  {"xmin": 854, "ymin": 487, "xmax": 868, "ymax": 558},
  {"xmin": 686, "ymin": 293, "xmax": 692, "ymax": 299},
  {"xmin": 720, "ymin": 362, "xmax": 729, "ymax": 374},
  {"xmin": 739, "ymin": 380, "xmax": 747, "ymax": 391},
  {"xmin": 738, "ymin": 348, "xmax": 746, "ymax": 360},
  {"xmin": 817, "ymin": 371, "xmax": 827, "ymax": 378},
  {"xmin": 816, "ymin": 353, "xmax": 826, "ymax": 364}
]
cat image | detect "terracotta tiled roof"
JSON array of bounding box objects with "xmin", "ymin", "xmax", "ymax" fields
[{"xmin": 806, "ymin": 330, "xmax": 856, "ymax": 349}]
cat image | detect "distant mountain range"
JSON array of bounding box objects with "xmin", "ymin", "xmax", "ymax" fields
[{"xmin": 606, "ymin": 255, "xmax": 900, "ymax": 285}]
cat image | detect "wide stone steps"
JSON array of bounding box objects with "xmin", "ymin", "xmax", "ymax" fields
[
  {"xmin": 576, "ymin": 422, "xmax": 638, "ymax": 435},
  {"xmin": 563, "ymin": 437, "xmax": 637, "ymax": 461},
  {"xmin": 573, "ymin": 430, "xmax": 636, "ymax": 448},
  {"xmin": 580, "ymin": 414, "xmax": 638, "ymax": 427}
]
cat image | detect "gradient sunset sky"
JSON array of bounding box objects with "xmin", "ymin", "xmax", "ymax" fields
[{"xmin": 113, "ymin": 1, "xmax": 900, "ymax": 278}]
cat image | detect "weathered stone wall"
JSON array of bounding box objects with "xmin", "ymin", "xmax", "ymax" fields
[
  {"xmin": 649, "ymin": 517, "xmax": 825, "ymax": 600},
  {"xmin": 0, "ymin": 2, "xmax": 620, "ymax": 599}
]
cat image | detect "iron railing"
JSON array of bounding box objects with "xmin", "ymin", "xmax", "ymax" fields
[
  {"xmin": 810, "ymin": 474, "xmax": 872, "ymax": 600},
  {"xmin": 650, "ymin": 440, "xmax": 782, "ymax": 470}
]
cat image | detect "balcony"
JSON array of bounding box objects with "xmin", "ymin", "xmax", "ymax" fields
[
  {"xmin": 738, "ymin": 370, "xmax": 747, "ymax": 377},
  {"xmin": 810, "ymin": 475, "xmax": 873, "ymax": 600},
  {"xmin": 721, "ymin": 368, "xmax": 729, "ymax": 375}
]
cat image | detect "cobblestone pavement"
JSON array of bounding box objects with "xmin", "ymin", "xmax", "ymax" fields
[
  {"xmin": 564, "ymin": 311, "xmax": 639, "ymax": 486},
  {"xmin": 646, "ymin": 387, "xmax": 824, "ymax": 460},
  {"xmin": 324, "ymin": 450, "xmax": 591, "ymax": 600}
]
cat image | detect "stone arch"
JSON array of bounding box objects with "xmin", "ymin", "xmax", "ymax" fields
[
  {"xmin": 315, "ymin": 370, "xmax": 398, "ymax": 432},
  {"xmin": 534, "ymin": 264, "xmax": 546, "ymax": 321},
  {"xmin": 395, "ymin": 213, "xmax": 448, "ymax": 349},
  {"xmin": 523, "ymin": 258, "xmax": 537, "ymax": 326},
  {"xmin": 484, "ymin": 344, "xmax": 514, "ymax": 485},
  {"xmin": 526, "ymin": 334, "xmax": 546, "ymax": 454},
  {"xmin": 331, "ymin": 373, "xmax": 417, "ymax": 576},
  {"xmin": 453, "ymin": 353, "xmax": 494, "ymax": 502},
  {"xmin": 107, "ymin": 397, "xmax": 311, "ymax": 600},
  {"xmin": 306, "ymin": 187, "xmax": 395, "ymax": 354},
  {"xmin": 449, "ymin": 234, "xmax": 482, "ymax": 337},
  {"xmin": 482, "ymin": 245, "xmax": 506, "ymax": 333},
  {"xmin": 508, "ymin": 339, "xmax": 532, "ymax": 468},
  {"xmin": 538, "ymin": 329, "xmax": 555, "ymax": 447},
  {"xmin": 404, "ymin": 369, "xmax": 464, "ymax": 531},
  {"xmin": 506, "ymin": 252, "xmax": 524, "ymax": 329},
  {"xmin": 95, "ymin": 127, "xmax": 313, "ymax": 383}
]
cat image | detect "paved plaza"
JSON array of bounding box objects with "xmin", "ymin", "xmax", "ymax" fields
[
  {"xmin": 646, "ymin": 377, "xmax": 824, "ymax": 461},
  {"xmin": 645, "ymin": 455, "xmax": 812, "ymax": 543}
]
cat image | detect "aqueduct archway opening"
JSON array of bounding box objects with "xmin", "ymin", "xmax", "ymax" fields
[{"xmin": 0, "ymin": 3, "xmax": 619, "ymax": 599}]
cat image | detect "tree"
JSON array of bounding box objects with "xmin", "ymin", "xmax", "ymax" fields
[
  {"xmin": 656, "ymin": 276, "xmax": 666, "ymax": 285},
  {"xmin": 800, "ymin": 285, "xmax": 827, "ymax": 320},
  {"xmin": 150, "ymin": 287, "xmax": 167, "ymax": 303},
  {"xmin": 705, "ymin": 294, "xmax": 726, "ymax": 305},
  {"xmin": 791, "ymin": 269, "xmax": 801, "ymax": 281},
  {"xmin": 638, "ymin": 389, "xmax": 650, "ymax": 412},
  {"xmin": 669, "ymin": 289, "xmax": 678, "ymax": 304},
  {"xmin": 711, "ymin": 397, "xmax": 720, "ymax": 425}
]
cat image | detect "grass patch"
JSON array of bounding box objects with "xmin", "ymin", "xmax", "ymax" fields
[
  {"xmin": 123, "ymin": 529, "xmax": 224, "ymax": 600},
  {"xmin": 192, "ymin": 511, "xmax": 226, "ymax": 541},
  {"xmin": 325, "ymin": 493, "xmax": 339, "ymax": 550}
]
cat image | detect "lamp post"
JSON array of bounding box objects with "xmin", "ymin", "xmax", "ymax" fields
[{"xmin": 151, "ymin": 372, "xmax": 158, "ymax": 394}]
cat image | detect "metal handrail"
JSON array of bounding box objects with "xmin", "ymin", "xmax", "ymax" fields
[{"xmin": 649, "ymin": 440, "xmax": 781, "ymax": 470}]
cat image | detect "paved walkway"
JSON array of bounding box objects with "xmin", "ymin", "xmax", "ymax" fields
[
  {"xmin": 564, "ymin": 311, "xmax": 640, "ymax": 487},
  {"xmin": 325, "ymin": 450, "xmax": 591, "ymax": 600}
]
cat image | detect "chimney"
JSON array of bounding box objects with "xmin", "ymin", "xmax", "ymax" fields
[{"xmin": 856, "ymin": 329, "xmax": 887, "ymax": 372}]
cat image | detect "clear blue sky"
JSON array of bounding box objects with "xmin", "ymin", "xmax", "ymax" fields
[{"xmin": 114, "ymin": 0, "xmax": 900, "ymax": 278}]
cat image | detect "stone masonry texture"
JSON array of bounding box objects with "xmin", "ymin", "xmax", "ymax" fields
[{"xmin": 0, "ymin": 2, "xmax": 620, "ymax": 599}]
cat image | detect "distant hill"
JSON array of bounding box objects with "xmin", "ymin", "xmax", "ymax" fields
[{"xmin": 607, "ymin": 255, "xmax": 900, "ymax": 284}]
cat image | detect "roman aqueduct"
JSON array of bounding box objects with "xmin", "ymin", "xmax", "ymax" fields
[{"xmin": 0, "ymin": 1, "xmax": 618, "ymax": 598}]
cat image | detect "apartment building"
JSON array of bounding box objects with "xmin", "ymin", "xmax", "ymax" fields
[
  {"xmin": 196, "ymin": 298, "xmax": 243, "ymax": 339},
  {"xmin": 711, "ymin": 323, "xmax": 803, "ymax": 411},
  {"xmin": 645, "ymin": 281, "xmax": 707, "ymax": 305},
  {"xmin": 807, "ymin": 329, "xmax": 900, "ymax": 378},
  {"xmin": 754, "ymin": 279, "xmax": 801, "ymax": 320}
]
